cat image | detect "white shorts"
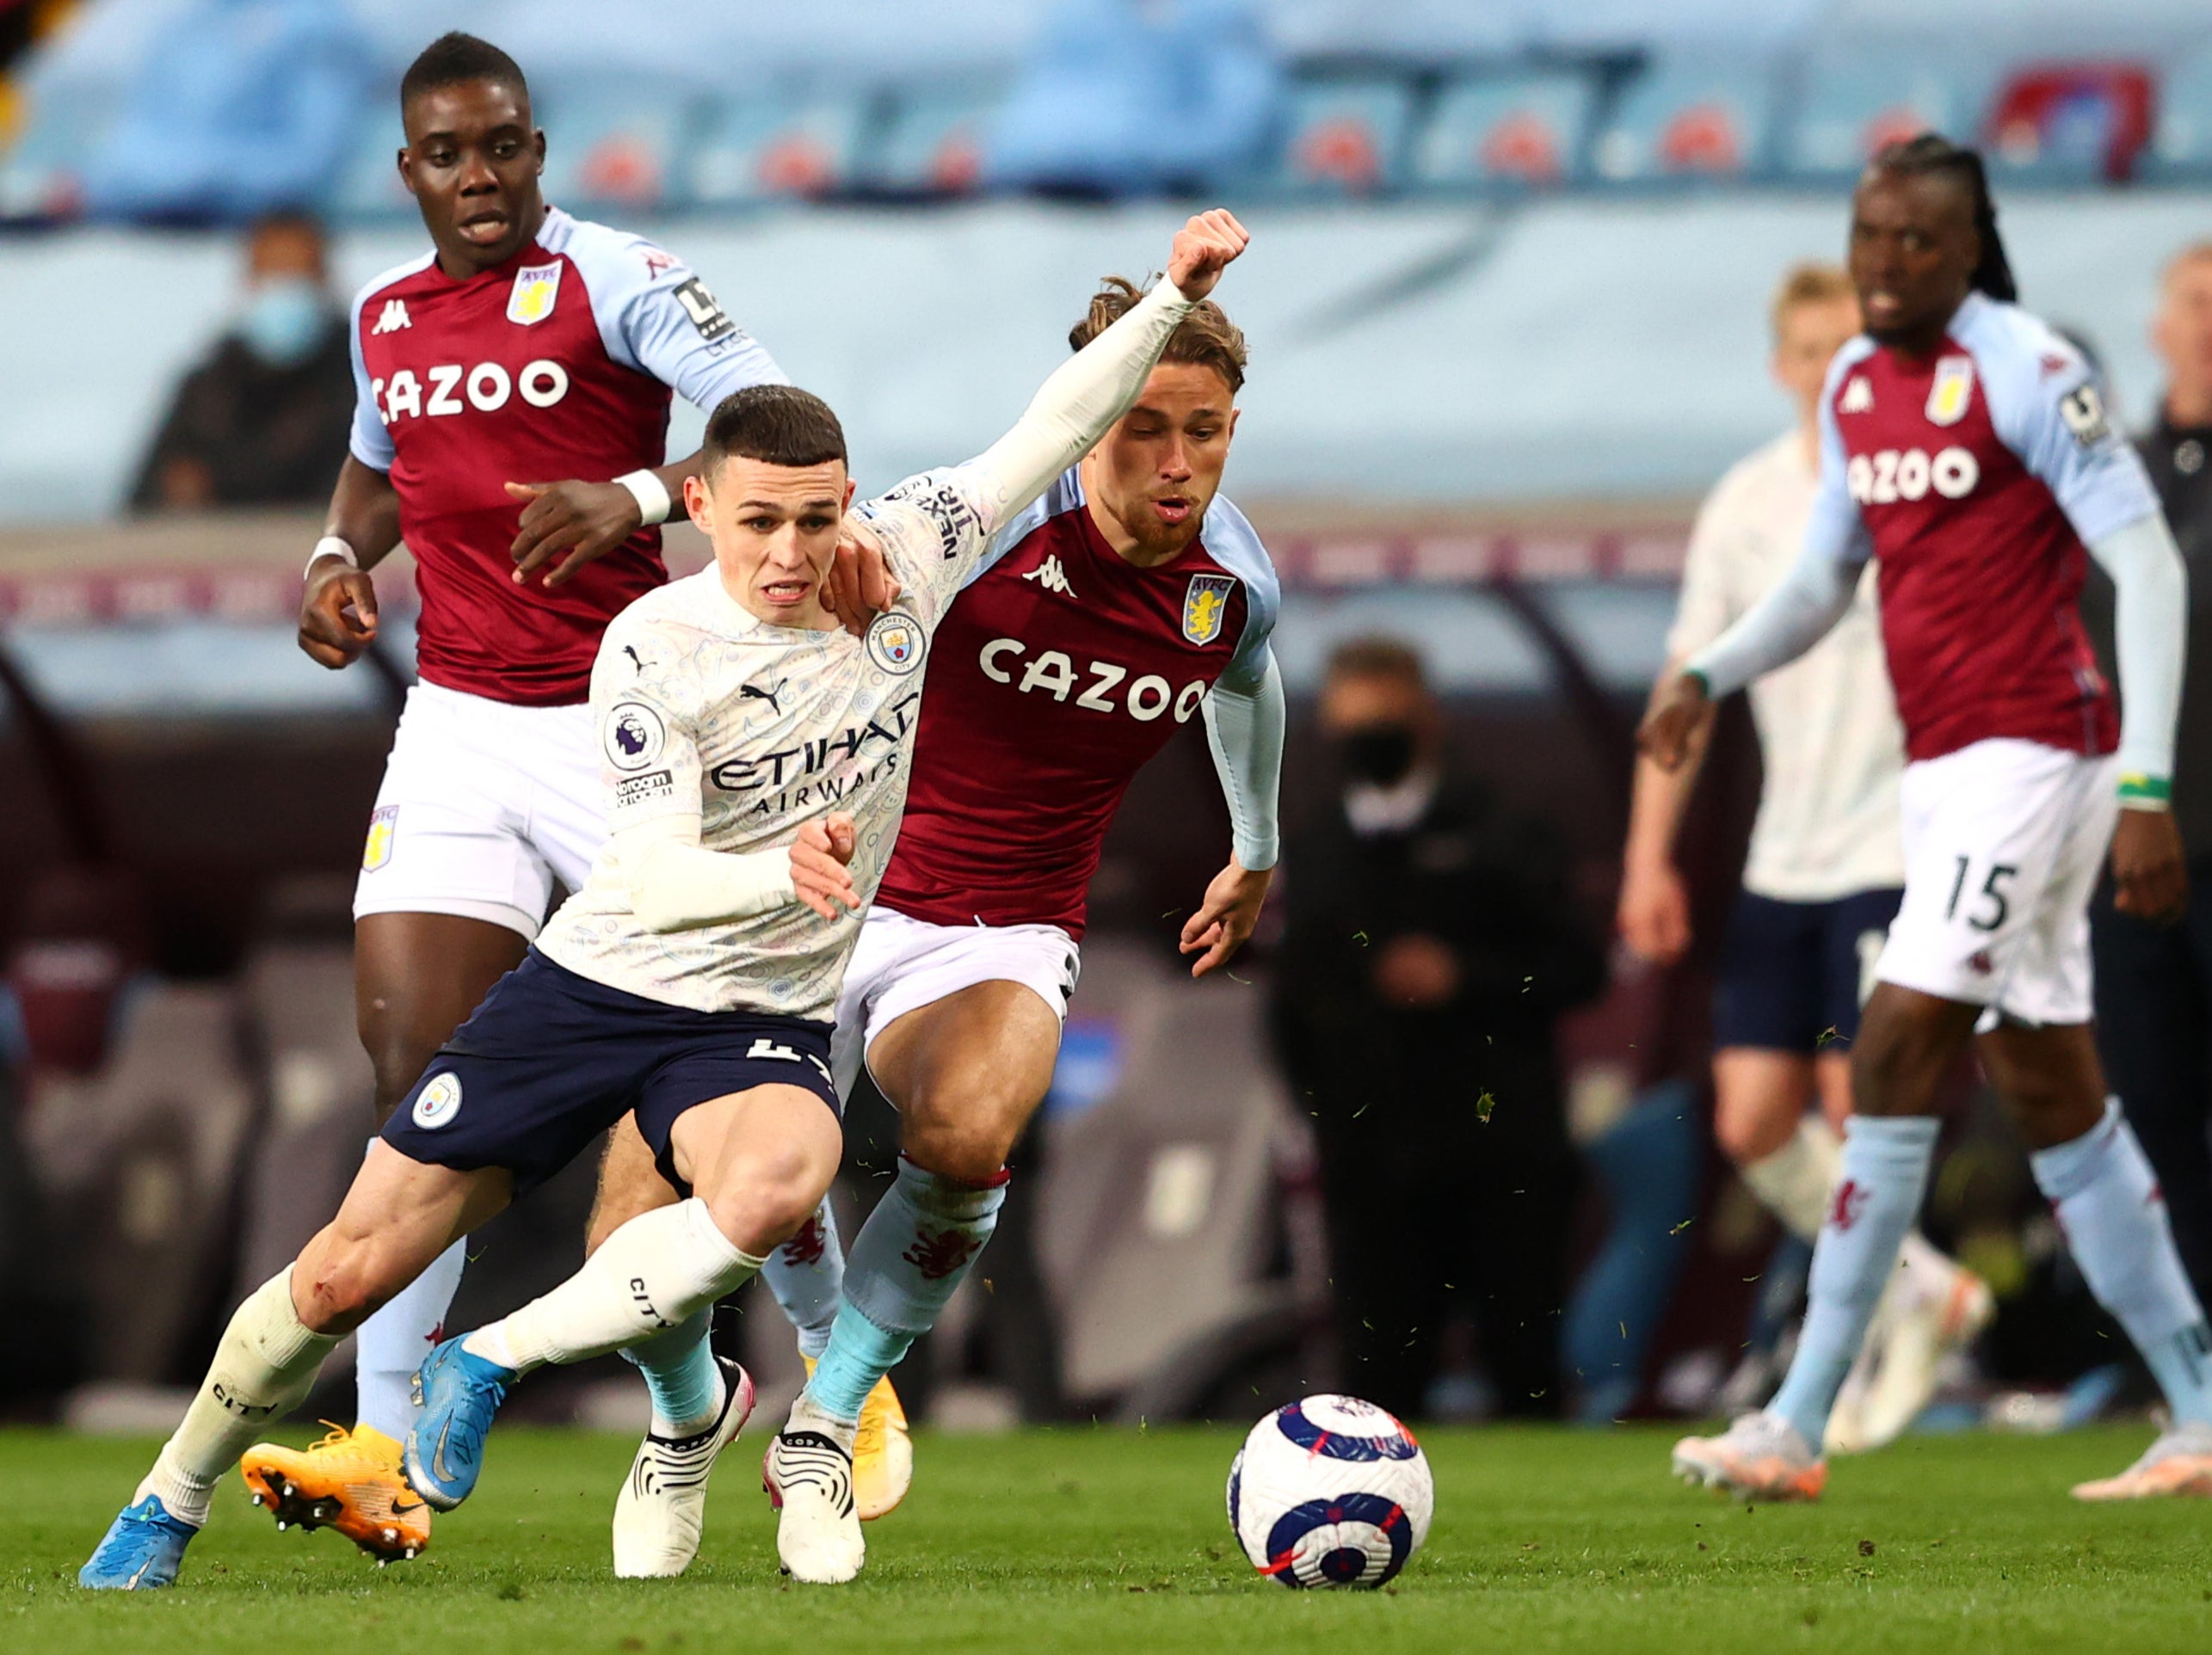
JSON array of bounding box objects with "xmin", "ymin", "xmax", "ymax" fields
[
  {"xmin": 1875, "ymin": 738, "xmax": 2119, "ymax": 1026},
  {"xmin": 829, "ymin": 906, "xmax": 1081, "ymax": 1098},
  {"xmin": 353, "ymin": 683, "xmax": 606, "ymax": 940}
]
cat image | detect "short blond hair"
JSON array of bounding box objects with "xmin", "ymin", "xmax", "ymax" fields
[
  {"xmin": 1070, "ymin": 276, "xmax": 1248, "ymax": 394},
  {"xmin": 1771, "ymin": 261, "xmax": 1856, "ymax": 340}
]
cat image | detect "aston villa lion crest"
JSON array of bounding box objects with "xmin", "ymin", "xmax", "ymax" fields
[{"xmin": 1182, "ymin": 574, "xmax": 1236, "ymax": 645}]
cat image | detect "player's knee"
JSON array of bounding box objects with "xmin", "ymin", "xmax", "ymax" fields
[
  {"xmin": 291, "ymin": 1246, "xmax": 394, "ymax": 1336},
  {"xmin": 1714, "ymin": 1106, "xmax": 1784, "ymax": 1166},
  {"xmin": 903, "ymin": 1117, "xmax": 1013, "ymax": 1186},
  {"xmin": 701, "ymin": 1148, "xmax": 832, "ymax": 1253}
]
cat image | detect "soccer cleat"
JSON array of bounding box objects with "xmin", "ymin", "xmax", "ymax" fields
[
  {"xmin": 1673, "ymin": 1411, "xmax": 1827, "ymax": 1502},
  {"xmin": 612, "ymin": 1357, "xmax": 756, "ymax": 1578},
  {"xmin": 241, "ymin": 1422, "xmax": 432, "ymax": 1562},
  {"xmin": 2072, "ymin": 1424, "xmax": 2212, "ymax": 1501},
  {"xmin": 1829, "ymin": 1268, "xmax": 1994, "ymax": 1455},
  {"xmin": 403, "ymin": 1337, "xmax": 517, "ymax": 1512},
  {"xmin": 764, "ymin": 1399, "xmax": 865, "ymax": 1584},
  {"xmin": 802, "ymin": 1355, "xmax": 913, "ymax": 1521},
  {"xmin": 79, "ymin": 1494, "xmax": 199, "ymax": 1590}
]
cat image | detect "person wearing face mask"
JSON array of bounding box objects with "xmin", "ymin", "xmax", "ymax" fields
[
  {"xmin": 128, "ymin": 208, "xmax": 355, "ymax": 510},
  {"xmin": 1266, "ymin": 637, "xmax": 1605, "ymax": 1423}
]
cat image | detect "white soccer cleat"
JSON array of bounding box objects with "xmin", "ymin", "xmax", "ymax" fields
[
  {"xmin": 2072, "ymin": 1423, "xmax": 2212, "ymax": 1501},
  {"xmin": 763, "ymin": 1397, "xmax": 864, "ymax": 1584},
  {"xmin": 612, "ymin": 1357, "xmax": 755, "ymax": 1578},
  {"xmin": 1831, "ymin": 1266, "xmax": 1993, "ymax": 1454},
  {"xmin": 1673, "ymin": 1411, "xmax": 1827, "ymax": 1502}
]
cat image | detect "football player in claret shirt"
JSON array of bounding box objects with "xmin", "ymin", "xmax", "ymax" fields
[
  {"xmin": 1647, "ymin": 136, "xmax": 2212, "ymax": 1503},
  {"xmin": 76, "ymin": 210, "xmax": 1251, "ymax": 1595},
  {"xmin": 577, "ymin": 272, "xmax": 1283, "ymax": 1580},
  {"xmin": 245, "ymin": 31, "xmax": 788, "ymax": 1560}
]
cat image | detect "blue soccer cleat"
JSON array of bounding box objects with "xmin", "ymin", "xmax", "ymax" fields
[
  {"xmin": 79, "ymin": 1493, "xmax": 199, "ymax": 1590},
  {"xmin": 404, "ymin": 1337, "xmax": 518, "ymax": 1511}
]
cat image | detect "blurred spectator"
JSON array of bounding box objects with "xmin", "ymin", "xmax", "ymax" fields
[
  {"xmin": 1267, "ymin": 638, "xmax": 1605, "ymax": 1420},
  {"xmin": 128, "ymin": 209, "xmax": 353, "ymax": 511},
  {"xmin": 2082, "ymin": 241, "xmax": 2212, "ymax": 1306},
  {"xmin": 77, "ymin": 0, "xmax": 369, "ymax": 225},
  {"xmin": 988, "ymin": 0, "xmax": 1282, "ymax": 197}
]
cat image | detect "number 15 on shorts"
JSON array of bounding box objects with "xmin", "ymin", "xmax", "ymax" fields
[{"xmin": 1945, "ymin": 857, "xmax": 2018, "ymax": 933}]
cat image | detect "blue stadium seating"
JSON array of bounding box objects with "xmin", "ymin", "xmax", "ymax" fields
[
  {"xmin": 0, "ymin": 81, "xmax": 120, "ymax": 219},
  {"xmin": 2141, "ymin": 48, "xmax": 2212, "ymax": 179},
  {"xmin": 685, "ymin": 89, "xmax": 873, "ymax": 206},
  {"xmin": 864, "ymin": 77, "xmax": 1010, "ymax": 196},
  {"xmin": 1777, "ymin": 52, "xmax": 1990, "ymax": 181},
  {"xmin": 328, "ymin": 115, "xmax": 416, "ymax": 223},
  {"xmin": 534, "ymin": 81, "xmax": 705, "ymax": 215},
  {"xmin": 1272, "ymin": 75, "xmax": 1418, "ymax": 196},
  {"xmin": 1412, "ymin": 70, "xmax": 1598, "ymax": 191},
  {"xmin": 1591, "ymin": 55, "xmax": 1777, "ymax": 182}
]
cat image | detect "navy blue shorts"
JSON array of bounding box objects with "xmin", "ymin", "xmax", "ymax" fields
[
  {"xmin": 1712, "ymin": 887, "xmax": 1904, "ymax": 1055},
  {"xmin": 380, "ymin": 949, "xmax": 838, "ymax": 1199}
]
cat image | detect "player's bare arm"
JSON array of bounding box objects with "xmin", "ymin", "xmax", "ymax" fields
[
  {"xmin": 1179, "ymin": 857, "xmax": 1272, "ymax": 978},
  {"xmin": 2112, "ymin": 807, "xmax": 2188, "ymax": 924},
  {"xmin": 299, "ymin": 456, "xmax": 404, "ymax": 669},
  {"xmin": 1619, "ymin": 655, "xmax": 1719, "ymax": 961},
  {"xmin": 506, "ymin": 449, "xmax": 706, "ymax": 589},
  {"xmin": 1638, "ymin": 668, "xmax": 1714, "ymax": 772}
]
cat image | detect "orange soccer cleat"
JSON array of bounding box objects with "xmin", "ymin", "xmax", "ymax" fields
[
  {"xmin": 240, "ymin": 1423, "xmax": 432, "ymax": 1562},
  {"xmin": 2072, "ymin": 1425, "xmax": 2212, "ymax": 1501},
  {"xmin": 1672, "ymin": 1412, "xmax": 1829, "ymax": 1503}
]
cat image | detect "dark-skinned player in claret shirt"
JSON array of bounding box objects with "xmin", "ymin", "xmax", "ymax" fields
[
  {"xmin": 229, "ymin": 32, "xmax": 790, "ymax": 1564},
  {"xmin": 579, "ymin": 274, "xmax": 1285, "ymax": 1583},
  {"xmin": 1647, "ymin": 135, "xmax": 2212, "ymax": 1504}
]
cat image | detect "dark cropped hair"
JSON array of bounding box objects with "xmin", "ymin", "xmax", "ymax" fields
[
  {"xmin": 400, "ymin": 32, "xmax": 529, "ymax": 114},
  {"xmin": 1870, "ymin": 132, "xmax": 2018, "ymax": 303},
  {"xmin": 702, "ymin": 385, "xmax": 848, "ymax": 474}
]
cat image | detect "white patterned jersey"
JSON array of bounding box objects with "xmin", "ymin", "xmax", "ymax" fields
[{"xmin": 535, "ymin": 466, "xmax": 1013, "ymax": 1019}]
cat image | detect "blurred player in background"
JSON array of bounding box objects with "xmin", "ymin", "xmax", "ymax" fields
[
  {"xmin": 584, "ymin": 268, "xmax": 1283, "ymax": 1579},
  {"xmin": 1649, "ymin": 136, "xmax": 2212, "ymax": 1503},
  {"xmin": 76, "ymin": 208, "xmax": 1250, "ymax": 1597},
  {"xmin": 1621, "ymin": 262, "xmax": 1987, "ymax": 1449},
  {"xmin": 243, "ymin": 32, "xmax": 786, "ymax": 1562}
]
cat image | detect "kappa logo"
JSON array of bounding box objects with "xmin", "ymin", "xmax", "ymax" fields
[
  {"xmin": 1023, "ymin": 555, "xmax": 1077, "ymax": 598},
  {"xmin": 1181, "ymin": 573, "xmax": 1237, "ymax": 645},
  {"xmin": 866, "ymin": 611, "xmax": 925, "ymax": 676},
  {"xmin": 1839, "ymin": 374, "xmax": 1873, "ymax": 414},
  {"xmin": 371, "ymin": 298, "xmax": 411, "ymax": 335},
  {"xmin": 361, "ymin": 804, "xmax": 397, "ymax": 872},
  {"xmin": 1829, "ymin": 1178, "xmax": 1868, "ymax": 1233},
  {"xmin": 411, "ymin": 1072, "xmax": 463, "ymax": 1131},
  {"xmin": 507, "ymin": 261, "xmax": 563, "ymax": 326},
  {"xmin": 1925, "ymin": 355, "xmax": 1975, "ymax": 427}
]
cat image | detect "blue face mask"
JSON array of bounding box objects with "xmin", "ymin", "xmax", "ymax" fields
[{"xmin": 238, "ymin": 277, "xmax": 329, "ymax": 367}]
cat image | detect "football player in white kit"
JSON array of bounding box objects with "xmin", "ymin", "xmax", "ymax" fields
[
  {"xmin": 1621, "ymin": 262, "xmax": 1987, "ymax": 1449},
  {"xmin": 77, "ymin": 209, "xmax": 1249, "ymax": 1591},
  {"xmin": 1648, "ymin": 137, "xmax": 2212, "ymax": 1503}
]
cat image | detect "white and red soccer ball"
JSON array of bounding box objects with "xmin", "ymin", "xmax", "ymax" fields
[{"xmin": 1227, "ymin": 1394, "xmax": 1434, "ymax": 1589}]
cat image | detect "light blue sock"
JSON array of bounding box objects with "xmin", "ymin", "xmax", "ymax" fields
[
  {"xmin": 802, "ymin": 1159, "xmax": 1007, "ymax": 1424},
  {"xmin": 621, "ymin": 1309, "xmax": 721, "ymax": 1435},
  {"xmin": 2032, "ymin": 1100, "xmax": 2212, "ymax": 1428},
  {"xmin": 1769, "ymin": 1115, "xmax": 1939, "ymax": 1451},
  {"xmin": 762, "ymin": 1200, "xmax": 846, "ymax": 1361},
  {"xmin": 355, "ymin": 1228, "xmax": 465, "ymax": 1439}
]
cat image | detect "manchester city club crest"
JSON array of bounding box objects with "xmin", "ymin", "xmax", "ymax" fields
[
  {"xmin": 866, "ymin": 611, "xmax": 924, "ymax": 675},
  {"xmin": 508, "ymin": 261, "xmax": 564, "ymax": 326},
  {"xmin": 1181, "ymin": 573, "xmax": 1237, "ymax": 645}
]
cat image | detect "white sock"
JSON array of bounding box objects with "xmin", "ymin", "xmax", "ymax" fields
[
  {"xmin": 354, "ymin": 1234, "xmax": 465, "ymax": 1438},
  {"xmin": 2031, "ymin": 1100, "xmax": 2212, "ymax": 1428},
  {"xmin": 1768, "ymin": 1115, "xmax": 1939, "ymax": 1450},
  {"xmin": 1740, "ymin": 1116, "xmax": 1842, "ymax": 1241},
  {"xmin": 465, "ymin": 1199, "xmax": 764, "ymax": 1375},
  {"xmin": 139, "ymin": 1270, "xmax": 339, "ymax": 1526}
]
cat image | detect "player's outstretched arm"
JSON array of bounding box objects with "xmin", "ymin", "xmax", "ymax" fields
[
  {"xmin": 505, "ymin": 451, "xmax": 710, "ymax": 591},
  {"xmin": 299, "ymin": 456, "xmax": 403, "ymax": 670}
]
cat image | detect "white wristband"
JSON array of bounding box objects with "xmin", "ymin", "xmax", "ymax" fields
[
  {"xmin": 614, "ymin": 468, "xmax": 673, "ymax": 526},
  {"xmin": 306, "ymin": 535, "xmax": 357, "ymax": 579}
]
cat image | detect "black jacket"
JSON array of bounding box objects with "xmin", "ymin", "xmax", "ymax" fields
[{"xmin": 128, "ymin": 322, "xmax": 356, "ymax": 510}]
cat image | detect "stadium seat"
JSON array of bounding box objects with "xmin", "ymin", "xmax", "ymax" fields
[
  {"xmin": 2143, "ymin": 48, "xmax": 2212, "ymax": 180},
  {"xmin": 1034, "ymin": 941, "xmax": 1323, "ymax": 1412},
  {"xmin": 1591, "ymin": 54, "xmax": 1777, "ymax": 182},
  {"xmin": 1272, "ymin": 74, "xmax": 1419, "ymax": 196},
  {"xmin": 535, "ymin": 80, "xmax": 705, "ymax": 214},
  {"xmin": 686, "ymin": 88, "xmax": 872, "ymax": 206},
  {"xmin": 327, "ymin": 114, "xmax": 415, "ymax": 223},
  {"xmin": 865, "ymin": 77, "xmax": 1009, "ymax": 197},
  {"xmin": 0, "ymin": 77, "xmax": 120, "ymax": 220},
  {"xmin": 1412, "ymin": 68, "xmax": 1599, "ymax": 190},
  {"xmin": 1984, "ymin": 63, "xmax": 2156, "ymax": 184},
  {"xmin": 1778, "ymin": 52, "xmax": 1990, "ymax": 181}
]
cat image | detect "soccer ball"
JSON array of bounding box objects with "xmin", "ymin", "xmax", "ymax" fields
[{"xmin": 1226, "ymin": 1394, "xmax": 1433, "ymax": 1589}]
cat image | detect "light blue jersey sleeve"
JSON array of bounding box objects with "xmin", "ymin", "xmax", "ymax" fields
[
  {"xmin": 550, "ymin": 211, "xmax": 788, "ymax": 413},
  {"xmin": 1203, "ymin": 493, "xmax": 1280, "ymax": 693},
  {"xmin": 1961, "ymin": 296, "xmax": 2160, "ymax": 544},
  {"xmin": 343, "ymin": 255, "xmax": 431, "ymax": 473},
  {"xmin": 1804, "ymin": 339, "xmax": 1876, "ymax": 576}
]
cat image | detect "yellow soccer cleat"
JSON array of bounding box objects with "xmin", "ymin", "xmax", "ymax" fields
[
  {"xmin": 802, "ymin": 1357, "xmax": 913, "ymax": 1520},
  {"xmin": 240, "ymin": 1423, "xmax": 432, "ymax": 1562}
]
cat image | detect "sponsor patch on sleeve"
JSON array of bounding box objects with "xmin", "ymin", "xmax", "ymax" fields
[
  {"xmin": 884, "ymin": 474, "xmax": 983, "ymax": 560},
  {"xmin": 2059, "ymin": 383, "xmax": 2113, "ymax": 448},
  {"xmin": 672, "ymin": 277, "xmax": 737, "ymax": 345},
  {"xmin": 614, "ymin": 769, "xmax": 675, "ymax": 807},
  {"xmin": 604, "ymin": 700, "xmax": 667, "ymax": 771}
]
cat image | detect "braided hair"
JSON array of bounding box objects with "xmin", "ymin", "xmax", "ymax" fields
[{"xmin": 1869, "ymin": 133, "xmax": 2018, "ymax": 303}]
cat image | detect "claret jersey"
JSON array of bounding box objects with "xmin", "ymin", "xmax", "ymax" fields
[
  {"xmin": 1805, "ymin": 290, "xmax": 2161, "ymax": 762},
  {"xmin": 534, "ymin": 467, "xmax": 1001, "ymax": 1021},
  {"xmin": 348, "ymin": 206, "xmax": 786, "ymax": 706},
  {"xmin": 873, "ymin": 467, "xmax": 1279, "ymax": 938}
]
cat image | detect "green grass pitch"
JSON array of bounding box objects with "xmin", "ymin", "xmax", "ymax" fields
[{"xmin": 6, "ymin": 1424, "xmax": 2211, "ymax": 1653}]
